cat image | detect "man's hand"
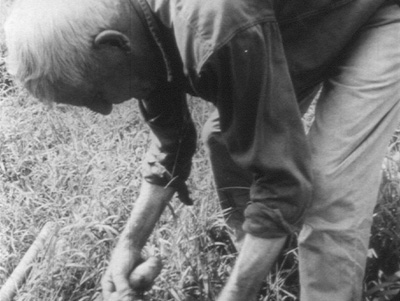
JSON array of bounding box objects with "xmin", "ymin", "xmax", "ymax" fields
[
  {"xmin": 101, "ymin": 181, "xmax": 175, "ymax": 300},
  {"xmin": 101, "ymin": 243, "xmax": 143, "ymax": 301},
  {"xmin": 217, "ymin": 234, "xmax": 287, "ymax": 301}
]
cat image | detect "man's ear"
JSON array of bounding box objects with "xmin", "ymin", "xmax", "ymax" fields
[{"xmin": 94, "ymin": 30, "xmax": 132, "ymax": 52}]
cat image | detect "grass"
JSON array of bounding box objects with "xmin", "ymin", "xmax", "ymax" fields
[
  {"xmin": 1, "ymin": 3, "xmax": 400, "ymax": 300},
  {"xmin": 0, "ymin": 79, "xmax": 229, "ymax": 300}
]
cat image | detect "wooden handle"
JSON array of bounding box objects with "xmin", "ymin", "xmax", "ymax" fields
[{"xmin": 0, "ymin": 222, "xmax": 58, "ymax": 301}]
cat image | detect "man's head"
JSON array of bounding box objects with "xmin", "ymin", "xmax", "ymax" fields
[{"xmin": 5, "ymin": 0, "xmax": 165, "ymax": 114}]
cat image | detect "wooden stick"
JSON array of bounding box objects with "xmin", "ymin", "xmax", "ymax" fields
[{"xmin": 0, "ymin": 222, "xmax": 58, "ymax": 301}]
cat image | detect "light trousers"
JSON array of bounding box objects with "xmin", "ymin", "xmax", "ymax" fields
[{"xmin": 298, "ymin": 3, "xmax": 400, "ymax": 300}]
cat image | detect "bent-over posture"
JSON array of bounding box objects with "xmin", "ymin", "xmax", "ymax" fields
[{"xmin": 5, "ymin": 0, "xmax": 400, "ymax": 300}]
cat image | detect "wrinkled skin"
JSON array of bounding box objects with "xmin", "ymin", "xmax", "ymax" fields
[
  {"xmin": 101, "ymin": 182, "xmax": 174, "ymax": 300},
  {"xmin": 49, "ymin": 4, "xmax": 166, "ymax": 115}
]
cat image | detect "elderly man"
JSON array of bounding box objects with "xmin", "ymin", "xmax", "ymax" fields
[{"xmin": 4, "ymin": 0, "xmax": 400, "ymax": 300}]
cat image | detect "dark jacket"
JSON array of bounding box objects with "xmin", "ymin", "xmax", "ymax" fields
[{"xmin": 132, "ymin": 0, "xmax": 388, "ymax": 238}]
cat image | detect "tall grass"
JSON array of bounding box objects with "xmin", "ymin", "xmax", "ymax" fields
[
  {"xmin": 1, "ymin": 2, "xmax": 400, "ymax": 300},
  {"xmin": 0, "ymin": 77, "xmax": 231, "ymax": 300}
]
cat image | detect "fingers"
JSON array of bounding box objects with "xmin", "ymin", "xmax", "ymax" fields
[
  {"xmin": 101, "ymin": 271, "xmax": 136, "ymax": 301},
  {"xmin": 101, "ymin": 270, "xmax": 116, "ymax": 300},
  {"xmin": 113, "ymin": 273, "xmax": 133, "ymax": 294},
  {"xmin": 101, "ymin": 282, "xmax": 136, "ymax": 301},
  {"xmin": 101, "ymin": 253, "xmax": 162, "ymax": 301},
  {"xmin": 100, "ymin": 251, "xmax": 141, "ymax": 300},
  {"xmin": 108, "ymin": 291, "xmax": 136, "ymax": 301}
]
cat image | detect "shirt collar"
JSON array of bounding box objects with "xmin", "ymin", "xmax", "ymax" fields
[{"xmin": 131, "ymin": 0, "xmax": 182, "ymax": 83}]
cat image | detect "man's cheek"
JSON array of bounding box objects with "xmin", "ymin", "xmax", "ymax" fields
[{"xmin": 85, "ymin": 98, "xmax": 113, "ymax": 115}]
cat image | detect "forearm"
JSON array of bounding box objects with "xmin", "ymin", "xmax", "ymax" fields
[
  {"xmin": 218, "ymin": 234, "xmax": 287, "ymax": 301},
  {"xmin": 101, "ymin": 180, "xmax": 175, "ymax": 297},
  {"xmin": 117, "ymin": 180, "xmax": 175, "ymax": 250}
]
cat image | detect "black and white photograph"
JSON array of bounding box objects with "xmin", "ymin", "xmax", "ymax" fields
[{"xmin": 1, "ymin": 0, "xmax": 400, "ymax": 300}]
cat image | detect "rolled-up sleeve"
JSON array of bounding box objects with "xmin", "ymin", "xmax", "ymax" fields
[
  {"xmin": 139, "ymin": 83, "xmax": 197, "ymax": 205},
  {"xmin": 201, "ymin": 21, "xmax": 313, "ymax": 237}
]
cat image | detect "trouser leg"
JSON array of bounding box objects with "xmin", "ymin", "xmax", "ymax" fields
[{"xmin": 298, "ymin": 4, "xmax": 400, "ymax": 301}]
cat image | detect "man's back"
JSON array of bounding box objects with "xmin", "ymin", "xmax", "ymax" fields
[{"xmin": 145, "ymin": 0, "xmax": 386, "ymax": 97}]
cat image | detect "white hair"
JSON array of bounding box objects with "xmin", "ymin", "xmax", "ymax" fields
[{"xmin": 4, "ymin": 0, "xmax": 121, "ymax": 102}]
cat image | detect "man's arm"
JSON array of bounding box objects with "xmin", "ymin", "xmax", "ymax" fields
[
  {"xmin": 101, "ymin": 84, "xmax": 196, "ymax": 300},
  {"xmin": 101, "ymin": 181, "xmax": 175, "ymax": 300},
  {"xmin": 217, "ymin": 235, "xmax": 287, "ymax": 301},
  {"xmin": 139, "ymin": 84, "xmax": 197, "ymax": 206},
  {"xmin": 200, "ymin": 10, "xmax": 312, "ymax": 300}
]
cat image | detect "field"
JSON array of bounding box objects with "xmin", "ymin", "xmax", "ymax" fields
[{"xmin": 2, "ymin": 2, "xmax": 400, "ymax": 301}]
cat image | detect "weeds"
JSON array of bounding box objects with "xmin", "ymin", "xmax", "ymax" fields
[
  {"xmin": 1, "ymin": 3, "xmax": 400, "ymax": 300},
  {"xmin": 365, "ymin": 135, "xmax": 400, "ymax": 301}
]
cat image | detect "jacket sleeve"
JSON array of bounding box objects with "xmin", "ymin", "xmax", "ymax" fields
[
  {"xmin": 139, "ymin": 83, "xmax": 197, "ymax": 205},
  {"xmin": 199, "ymin": 21, "xmax": 313, "ymax": 238}
]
